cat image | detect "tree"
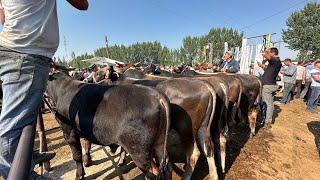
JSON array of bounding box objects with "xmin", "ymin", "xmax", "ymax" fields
[
  {"xmin": 180, "ymin": 28, "xmax": 243, "ymax": 65},
  {"xmin": 67, "ymin": 27, "xmax": 243, "ymax": 67},
  {"xmin": 282, "ymin": 2, "xmax": 320, "ymax": 60}
]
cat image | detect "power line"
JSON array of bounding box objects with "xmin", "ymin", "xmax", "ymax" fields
[
  {"xmin": 149, "ymin": 0, "xmax": 200, "ymax": 25},
  {"xmin": 239, "ymin": 0, "xmax": 309, "ymax": 31}
]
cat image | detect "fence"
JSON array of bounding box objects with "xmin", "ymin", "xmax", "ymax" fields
[{"xmin": 227, "ymin": 38, "xmax": 264, "ymax": 75}]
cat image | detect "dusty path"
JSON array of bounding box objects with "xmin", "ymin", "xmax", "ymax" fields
[{"xmin": 35, "ymin": 99, "xmax": 320, "ymax": 179}]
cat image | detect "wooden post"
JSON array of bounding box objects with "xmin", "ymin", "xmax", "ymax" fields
[{"xmin": 37, "ymin": 106, "xmax": 51, "ymax": 174}]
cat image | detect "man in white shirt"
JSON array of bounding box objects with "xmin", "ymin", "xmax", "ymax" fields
[
  {"xmin": 0, "ymin": 0, "xmax": 88, "ymax": 178},
  {"xmin": 295, "ymin": 61, "xmax": 305, "ymax": 98},
  {"xmin": 307, "ymin": 61, "xmax": 320, "ymax": 113}
]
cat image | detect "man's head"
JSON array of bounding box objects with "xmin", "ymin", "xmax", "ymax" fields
[
  {"xmin": 315, "ymin": 61, "xmax": 320, "ymax": 69},
  {"xmin": 309, "ymin": 59, "xmax": 315, "ymax": 64},
  {"xmin": 262, "ymin": 47, "xmax": 279, "ymax": 60},
  {"xmin": 269, "ymin": 47, "xmax": 279, "ymax": 57},
  {"xmin": 224, "ymin": 51, "xmax": 234, "ymax": 61},
  {"xmin": 284, "ymin": 58, "xmax": 292, "ymax": 66}
]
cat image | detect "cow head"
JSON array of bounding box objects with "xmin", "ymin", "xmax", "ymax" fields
[{"xmin": 47, "ymin": 63, "xmax": 73, "ymax": 103}]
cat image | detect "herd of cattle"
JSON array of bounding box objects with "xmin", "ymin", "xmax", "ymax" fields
[{"xmin": 46, "ymin": 64, "xmax": 263, "ymax": 180}]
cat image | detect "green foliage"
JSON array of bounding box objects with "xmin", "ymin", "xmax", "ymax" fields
[
  {"xmin": 68, "ymin": 52, "xmax": 92, "ymax": 68},
  {"xmin": 282, "ymin": 2, "xmax": 320, "ymax": 60},
  {"xmin": 94, "ymin": 41, "xmax": 182, "ymax": 66},
  {"xmin": 61, "ymin": 27, "xmax": 243, "ymax": 67},
  {"xmin": 180, "ymin": 27, "xmax": 243, "ymax": 65}
]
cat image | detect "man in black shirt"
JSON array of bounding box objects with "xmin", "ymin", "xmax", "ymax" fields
[{"xmin": 261, "ymin": 48, "xmax": 282, "ymax": 128}]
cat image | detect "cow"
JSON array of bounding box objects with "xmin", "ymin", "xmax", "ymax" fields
[
  {"xmin": 122, "ymin": 68, "xmax": 231, "ymax": 174},
  {"xmin": 211, "ymin": 74, "xmax": 243, "ymax": 127},
  {"xmin": 46, "ymin": 72, "xmax": 172, "ymax": 180},
  {"xmin": 83, "ymin": 69, "xmax": 223, "ymax": 179},
  {"xmin": 120, "ymin": 69, "xmax": 230, "ymax": 178},
  {"xmin": 192, "ymin": 76, "xmax": 229, "ymax": 173},
  {"xmin": 229, "ymin": 74, "xmax": 262, "ymax": 136}
]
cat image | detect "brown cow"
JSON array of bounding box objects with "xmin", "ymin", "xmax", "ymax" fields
[
  {"xmin": 98, "ymin": 72, "xmax": 222, "ymax": 179},
  {"xmin": 230, "ymin": 74, "xmax": 262, "ymax": 136},
  {"xmin": 46, "ymin": 72, "xmax": 172, "ymax": 179}
]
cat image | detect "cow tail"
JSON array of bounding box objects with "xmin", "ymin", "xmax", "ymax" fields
[
  {"xmin": 255, "ymin": 78, "xmax": 263, "ymax": 106},
  {"xmin": 204, "ymin": 83, "xmax": 217, "ymax": 156},
  {"xmin": 237, "ymin": 79, "xmax": 243, "ymax": 108},
  {"xmin": 159, "ymin": 97, "xmax": 171, "ymax": 177}
]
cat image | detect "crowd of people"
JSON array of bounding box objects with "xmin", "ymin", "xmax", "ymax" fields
[{"xmin": 258, "ymin": 48, "xmax": 320, "ymax": 129}]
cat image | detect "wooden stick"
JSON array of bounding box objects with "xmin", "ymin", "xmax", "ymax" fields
[{"xmin": 37, "ymin": 105, "xmax": 51, "ymax": 173}]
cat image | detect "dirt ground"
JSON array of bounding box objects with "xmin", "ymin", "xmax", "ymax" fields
[{"xmin": 35, "ymin": 98, "xmax": 320, "ymax": 180}]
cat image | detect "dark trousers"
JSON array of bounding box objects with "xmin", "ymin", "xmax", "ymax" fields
[
  {"xmin": 281, "ymin": 83, "xmax": 294, "ymax": 104},
  {"xmin": 294, "ymin": 80, "xmax": 303, "ymax": 98},
  {"xmin": 300, "ymin": 81, "xmax": 312, "ymax": 100}
]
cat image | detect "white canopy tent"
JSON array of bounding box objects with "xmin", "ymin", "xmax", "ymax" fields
[{"xmin": 82, "ymin": 57, "xmax": 125, "ymax": 66}]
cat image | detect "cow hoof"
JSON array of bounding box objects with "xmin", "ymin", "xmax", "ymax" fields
[
  {"xmin": 83, "ymin": 156, "xmax": 93, "ymax": 167},
  {"xmin": 250, "ymin": 133, "xmax": 255, "ymax": 138},
  {"xmin": 84, "ymin": 159, "xmax": 92, "ymax": 167},
  {"xmin": 75, "ymin": 176, "xmax": 84, "ymax": 180}
]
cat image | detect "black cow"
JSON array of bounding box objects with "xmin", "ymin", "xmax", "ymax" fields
[
  {"xmin": 122, "ymin": 69, "xmax": 231, "ymax": 175},
  {"xmin": 46, "ymin": 72, "xmax": 171, "ymax": 180},
  {"xmin": 91, "ymin": 70, "xmax": 222, "ymax": 179},
  {"xmin": 230, "ymin": 74, "xmax": 262, "ymax": 136}
]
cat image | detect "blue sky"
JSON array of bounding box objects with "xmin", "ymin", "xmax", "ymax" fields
[{"xmin": 3, "ymin": 0, "xmax": 320, "ymax": 60}]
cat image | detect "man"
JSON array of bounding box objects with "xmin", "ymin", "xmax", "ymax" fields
[
  {"xmin": 0, "ymin": 0, "xmax": 88, "ymax": 178},
  {"xmin": 84, "ymin": 64, "xmax": 99, "ymax": 83},
  {"xmin": 295, "ymin": 61, "xmax": 305, "ymax": 98},
  {"xmin": 300, "ymin": 60, "xmax": 315, "ymax": 100},
  {"xmin": 261, "ymin": 48, "xmax": 282, "ymax": 128},
  {"xmin": 307, "ymin": 61, "xmax": 320, "ymax": 113},
  {"xmin": 280, "ymin": 58, "xmax": 297, "ymax": 104},
  {"xmin": 219, "ymin": 51, "xmax": 240, "ymax": 73}
]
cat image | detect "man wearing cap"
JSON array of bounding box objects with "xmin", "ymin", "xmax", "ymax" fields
[
  {"xmin": 0, "ymin": 0, "xmax": 88, "ymax": 178},
  {"xmin": 219, "ymin": 51, "xmax": 240, "ymax": 73}
]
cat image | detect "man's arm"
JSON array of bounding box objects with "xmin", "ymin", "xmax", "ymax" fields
[
  {"xmin": 0, "ymin": 1, "xmax": 5, "ymax": 25},
  {"xmin": 226, "ymin": 61, "xmax": 240, "ymax": 73},
  {"xmin": 302, "ymin": 70, "xmax": 306, "ymax": 84},
  {"xmin": 67, "ymin": 0, "xmax": 89, "ymax": 10},
  {"xmin": 312, "ymin": 75, "xmax": 320, "ymax": 82},
  {"xmin": 283, "ymin": 66, "xmax": 297, "ymax": 76}
]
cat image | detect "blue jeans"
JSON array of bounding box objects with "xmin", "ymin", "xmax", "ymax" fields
[
  {"xmin": 281, "ymin": 83, "xmax": 294, "ymax": 104},
  {"xmin": 0, "ymin": 47, "xmax": 51, "ymax": 178},
  {"xmin": 307, "ymin": 86, "xmax": 320, "ymax": 109}
]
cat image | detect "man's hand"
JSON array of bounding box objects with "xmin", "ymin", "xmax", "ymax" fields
[
  {"xmin": 67, "ymin": 0, "xmax": 89, "ymax": 10},
  {"xmin": 0, "ymin": 8, "xmax": 5, "ymax": 25},
  {"xmin": 262, "ymin": 49, "xmax": 272, "ymax": 61},
  {"xmin": 313, "ymin": 75, "xmax": 320, "ymax": 82}
]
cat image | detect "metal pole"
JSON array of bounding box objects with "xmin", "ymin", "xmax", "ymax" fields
[
  {"xmin": 105, "ymin": 35, "xmax": 109, "ymax": 58},
  {"xmin": 8, "ymin": 120, "xmax": 36, "ymax": 180}
]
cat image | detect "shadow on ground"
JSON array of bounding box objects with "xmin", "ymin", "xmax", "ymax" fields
[{"xmin": 307, "ymin": 121, "xmax": 320, "ymax": 157}]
